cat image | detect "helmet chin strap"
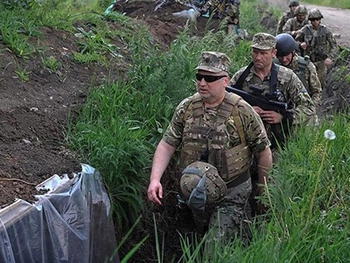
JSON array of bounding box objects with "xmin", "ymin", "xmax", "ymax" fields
[{"xmin": 187, "ymin": 174, "xmax": 207, "ymax": 212}]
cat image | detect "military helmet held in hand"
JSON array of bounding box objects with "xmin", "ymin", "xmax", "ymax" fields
[
  {"xmin": 308, "ymin": 8, "xmax": 323, "ymax": 19},
  {"xmin": 180, "ymin": 161, "xmax": 227, "ymax": 209},
  {"xmin": 294, "ymin": 5, "xmax": 308, "ymax": 16},
  {"xmin": 276, "ymin": 33, "xmax": 299, "ymax": 57}
]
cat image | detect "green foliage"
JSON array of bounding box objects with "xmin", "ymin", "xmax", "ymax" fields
[
  {"xmin": 302, "ymin": 0, "xmax": 350, "ymax": 9},
  {"xmin": 70, "ymin": 82, "xmax": 156, "ymax": 231},
  {"xmin": 0, "ymin": 9, "xmax": 36, "ymax": 57},
  {"xmin": 41, "ymin": 55, "xmax": 62, "ymax": 72},
  {"xmin": 15, "ymin": 65, "xmax": 30, "ymax": 82},
  {"xmin": 10, "ymin": 0, "xmax": 345, "ymax": 261}
]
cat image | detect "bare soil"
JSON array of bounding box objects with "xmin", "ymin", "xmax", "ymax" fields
[{"xmin": 0, "ymin": 1, "xmax": 349, "ymax": 261}]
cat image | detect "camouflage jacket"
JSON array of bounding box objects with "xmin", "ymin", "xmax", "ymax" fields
[
  {"xmin": 230, "ymin": 63, "xmax": 316, "ymax": 147},
  {"xmin": 295, "ymin": 24, "xmax": 338, "ymax": 62},
  {"xmin": 276, "ymin": 11, "xmax": 294, "ymax": 34},
  {"xmin": 274, "ymin": 55, "xmax": 322, "ymax": 105},
  {"xmin": 162, "ymin": 92, "xmax": 270, "ymax": 181},
  {"xmin": 208, "ymin": 0, "xmax": 240, "ymax": 21},
  {"xmin": 282, "ymin": 17, "xmax": 309, "ymax": 36},
  {"xmin": 230, "ymin": 63, "xmax": 316, "ymax": 124}
]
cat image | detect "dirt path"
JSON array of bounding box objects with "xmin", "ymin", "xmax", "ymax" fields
[{"xmin": 265, "ymin": 0, "xmax": 350, "ymax": 47}]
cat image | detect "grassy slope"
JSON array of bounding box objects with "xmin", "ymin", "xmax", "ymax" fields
[{"xmin": 1, "ymin": 0, "xmax": 349, "ymax": 262}]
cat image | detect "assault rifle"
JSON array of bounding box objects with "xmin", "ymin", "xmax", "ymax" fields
[
  {"xmin": 226, "ymin": 85, "xmax": 293, "ymax": 119},
  {"xmin": 226, "ymin": 84, "xmax": 293, "ymax": 149}
]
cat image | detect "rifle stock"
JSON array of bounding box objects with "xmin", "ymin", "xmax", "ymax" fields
[
  {"xmin": 226, "ymin": 85, "xmax": 293, "ymax": 119},
  {"xmin": 226, "ymin": 84, "xmax": 293, "ymax": 148}
]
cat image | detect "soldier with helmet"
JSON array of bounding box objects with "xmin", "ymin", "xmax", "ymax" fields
[
  {"xmin": 275, "ymin": 33, "xmax": 322, "ymax": 106},
  {"xmin": 202, "ymin": 0, "xmax": 241, "ymax": 35},
  {"xmin": 295, "ymin": 8, "xmax": 339, "ymax": 89},
  {"xmin": 282, "ymin": 5, "xmax": 309, "ymax": 38},
  {"xmin": 147, "ymin": 51, "xmax": 272, "ymax": 242},
  {"xmin": 230, "ymin": 33, "xmax": 316, "ymax": 150},
  {"xmin": 229, "ymin": 33, "xmax": 316, "ymax": 215},
  {"xmin": 276, "ymin": 0, "xmax": 300, "ymax": 34}
]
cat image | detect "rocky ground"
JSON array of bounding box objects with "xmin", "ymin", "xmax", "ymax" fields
[{"xmin": 0, "ymin": 0, "xmax": 349, "ymax": 261}]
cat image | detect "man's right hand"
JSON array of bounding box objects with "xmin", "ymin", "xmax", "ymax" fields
[{"xmin": 147, "ymin": 180, "xmax": 163, "ymax": 205}]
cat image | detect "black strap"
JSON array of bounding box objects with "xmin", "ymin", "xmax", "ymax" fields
[
  {"xmin": 235, "ymin": 61, "xmax": 279, "ymax": 96},
  {"xmin": 270, "ymin": 62, "xmax": 279, "ymax": 95},
  {"xmin": 234, "ymin": 61, "xmax": 254, "ymax": 89}
]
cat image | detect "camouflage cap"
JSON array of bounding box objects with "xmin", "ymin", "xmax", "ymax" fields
[
  {"xmin": 195, "ymin": 51, "xmax": 231, "ymax": 73},
  {"xmin": 251, "ymin": 33, "xmax": 276, "ymax": 50}
]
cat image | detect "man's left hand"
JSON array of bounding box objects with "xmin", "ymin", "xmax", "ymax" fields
[{"xmin": 260, "ymin": 110, "xmax": 283, "ymax": 124}]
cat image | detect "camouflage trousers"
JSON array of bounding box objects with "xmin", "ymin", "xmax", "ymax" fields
[
  {"xmin": 313, "ymin": 60, "xmax": 327, "ymax": 89},
  {"xmin": 191, "ymin": 178, "xmax": 252, "ymax": 244}
]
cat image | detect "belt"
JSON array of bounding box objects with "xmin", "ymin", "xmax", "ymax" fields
[{"xmin": 226, "ymin": 169, "xmax": 250, "ymax": 188}]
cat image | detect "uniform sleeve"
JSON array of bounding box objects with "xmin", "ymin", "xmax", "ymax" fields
[
  {"xmin": 326, "ymin": 27, "xmax": 339, "ymax": 60},
  {"xmin": 276, "ymin": 13, "xmax": 288, "ymax": 35},
  {"xmin": 162, "ymin": 97, "xmax": 191, "ymax": 148},
  {"xmin": 238, "ymin": 100, "xmax": 271, "ymax": 153},
  {"xmin": 282, "ymin": 18, "xmax": 293, "ymax": 34},
  {"xmin": 230, "ymin": 67, "xmax": 244, "ymax": 86},
  {"xmin": 295, "ymin": 25, "xmax": 306, "ymax": 42},
  {"xmin": 285, "ymin": 73, "xmax": 316, "ymax": 125},
  {"xmin": 307, "ymin": 62, "xmax": 322, "ymax": 105}
]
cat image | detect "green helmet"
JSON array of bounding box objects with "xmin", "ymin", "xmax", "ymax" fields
[
  {"xmin": 180, "ymin": 161, "xmax": 227, "ymax": 211},
  {"xmin": 308, "ymin": 8, "xmax": 323, "ymax": 19},
  {"xmin": 294, "ymin": 5, "xmax": 308, "ymax": 16},
  {"xmin": 289, "ymin": 0, "xmax": 299, "ymax": 7}
]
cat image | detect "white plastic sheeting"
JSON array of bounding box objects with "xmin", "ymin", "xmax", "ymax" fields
[{"xmin": 0, "ymin": 164, "xmax": 120, "ymax": 263}]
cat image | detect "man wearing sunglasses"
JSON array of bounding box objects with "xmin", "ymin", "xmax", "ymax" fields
[
  {"xmin": 295, "ymin": 8, "xmax": 338, "ymax": 89},
  {"xmin": 147, "ymin": 51, "xmax": 272, "ymax": 243}
]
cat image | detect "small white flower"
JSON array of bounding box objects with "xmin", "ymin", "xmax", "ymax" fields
[{"xmin": 324, "ymin": 129, "xmax": 336, "ymax": 140}]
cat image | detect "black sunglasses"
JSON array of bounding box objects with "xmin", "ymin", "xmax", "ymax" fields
[
  {"xmin": 309, "ymin": 18, "xmax": 321, "ymax": 21},
  {"xmin": 195, "ymin": 73, "xmax": 227, "ymax": 83}
]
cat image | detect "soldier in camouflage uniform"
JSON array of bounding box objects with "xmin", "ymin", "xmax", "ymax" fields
[
  {"xmin": 276, "ymin": 0, "xmax": 299, "ymax": 35},
  {"xmin": 282, "ymin": 5, "xmax": 309, "ymax": 38},
  {"xmin": 205, "ymin": 0, "xmax": 240, "ymax": 35},
  {"xmin": 230, "ymin": 33, "xmax": 316, "ymax": 149},
  {"xmin": 229, "ymin": 33, "xmax": 315, "ymax": 215},
  {"xmin": 147, "ymin": 51, "xmax": 272, "ymax": 242},
  {"xmin": 295, "ymin": 8, "xmax": 338, "ymax": 89},
  {"xmin": 275, "ymin": 33, "xmax": 322, "ymax": 106}
]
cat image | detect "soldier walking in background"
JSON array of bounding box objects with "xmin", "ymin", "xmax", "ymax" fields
[
  {"xmin": 147, "ymin": 51, "xmax": 272, "ymax": 243},
  {"xmin": 282, "ymin": 5, "xmax": 309, "ymax": 39},
  {"xmin": 275, "ymin": 33, "xmax": 322, "ymax": 106},
  {"xmin": 276, "ymin": 0, "xmax": 299, "ymax": 35},
  {"xmin": 295, "ymin": 8, "xmax": 339, "ymax": 89},
  {"xmin": 203, "ymin": 0, "xmax": 241, "ymax": 35}
]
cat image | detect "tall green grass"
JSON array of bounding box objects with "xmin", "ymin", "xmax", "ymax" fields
[
  {"xmin": 170, "ymin": 115, "xmax": 350, "ymax": 262},
  {"xmin": 69, "ymin": 0, "xmax": 266, "ymax": 236},
  {"xmin": 67, "ymin": 0, "xmax": 350, "ymax": 261},
  {"xmin": 3, "ymin": 0, "xmax": 349, "ymax": 261}
]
